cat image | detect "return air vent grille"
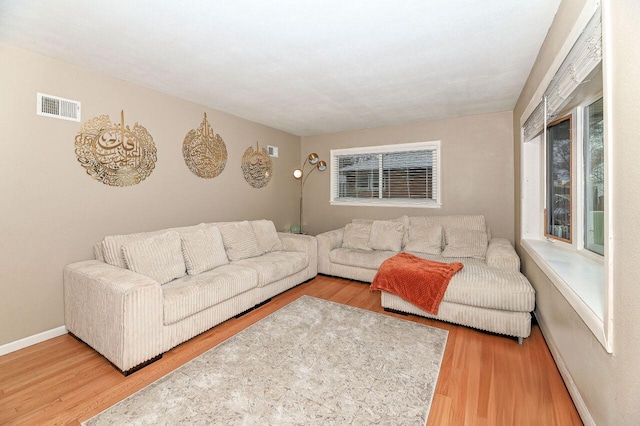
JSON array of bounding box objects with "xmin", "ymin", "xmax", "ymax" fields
[{"xmin": 36, "ymin": 92, "xmax": 81, "ymax": 122}]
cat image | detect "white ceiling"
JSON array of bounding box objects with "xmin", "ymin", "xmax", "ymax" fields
[{"xmin": 0, "ymin": 0, "xmax": 560, "ymax": 136}]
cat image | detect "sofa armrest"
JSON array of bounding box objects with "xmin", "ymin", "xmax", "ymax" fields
[
  {"xmin": 316, "ymin": 228, "xmax": 345, "ymax": 275},
  {"xmin": 63, "ymin": 260, "xmax": 163, "ymax": 372},
  {"xmin": 278, "ymin": 233, "xmax": 318, "ymax": 276},
  {"xmin": 486, "ymin": 238, "xmax": 521, "ymax": 272}
]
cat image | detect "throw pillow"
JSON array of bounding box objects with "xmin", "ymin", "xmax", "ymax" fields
[
  {"xmin": 353, "ymin": 216, "xmax": 409, "ymax": 247},
  {"xmin": 121, "ymin": 231, "xmax": 186, "ymax": 284},
  {"xmin": 102, "ymin": 223, "xmax": 206, "ymax": 268},
  {"xmin": 395, "ymin": 215, "xmax": 410, "ymax": 248},
  {"xmin": 441, "ymin": 228, "xmax": 488, "ymax": 259},
  {"xmin": 368, "ymin": 220, "xmax": 404, "ymax": 252},
  {"xmin": 217, "ymin": 221, "xmax": 265, "ymax": 261},
  {"xmin": 342, "ymin": 223, "xmax": 373, "ymax": 250},
  {"xmin": 181, "ymin": 227, "xmax": 229, "ymax": 275},
  {"xmin": 404, "ymin": 224, "xmax": 443, "ymax": 255},
  {"xmin": 251, "ymin": 220, "xmax": 283, "ymax": 252}
]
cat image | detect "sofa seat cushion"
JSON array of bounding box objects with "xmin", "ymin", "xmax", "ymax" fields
[
  {"xmin": 233, "ymin": 251, "xmax": 308, "ymax": 287},
  {"xmin": 404, "ymin": 253, "xmax": 535, "ymax": 312},
  {"xmin": 162, "ymin": 264, "xmax": 258, "ymax": 325},
  {"xmin": 329, "ymin": 248, "xmax": 397, "ymax": 270}
]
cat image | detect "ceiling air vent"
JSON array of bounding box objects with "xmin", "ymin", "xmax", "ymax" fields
[{"xmin": 36, "ymin": 92, "xmax": 81, "ymax": 122}]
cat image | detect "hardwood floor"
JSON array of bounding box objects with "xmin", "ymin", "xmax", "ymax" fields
[{"xmin": 0, "ymin": 276, "xmax": 582, "ymax": 425}]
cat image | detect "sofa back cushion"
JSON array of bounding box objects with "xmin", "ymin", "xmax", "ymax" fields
[
  {"xmin": 353, "ymin": 215, "xmax": 409, "ymax": 247},
  {"xmin": 121, "ymin": 231, "xmax": 186, "ymax": 284},
  {"xmin": 251, "ymin": 220, "xmax": 283, "ymax": 252},
  {"xmin": 101, "ymin": 223, "xmax": 206, "ymax": 268},
  {"xmin": 342, "ymin": 222, "xmax": 373, "ymax": 250},
  {"xmin": 441, "ymin": 228, "xmax": 488, "ymax": 259},
  {"xmin": 410, "ymin": 215, "xmax": 487, "ymax": 234},
  {"xmin": 368, "ymin": 220, "xmax": 404, "ymax": 252},
  {"xmin": 181, "ymin": 227, "xmax": 229, "ymax": 275},
  {"xmin": 404, "ymin": 224, "xmax": 443, "ymax": 255},
  {"xmin": 218, "ymin": 221, "xmax": 265, "ymax": 261}
]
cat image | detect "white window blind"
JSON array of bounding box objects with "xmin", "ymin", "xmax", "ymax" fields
[
  {"xmin": 523, "ymin": 100, "xmax": 545, "ymax": 142},
  {"xmin": 545, "ymin": 7, "xmax": 602, "ymax": 121},
  {"xmin": 522, "ymin": 6, "xmax": 601, "ymax": 142},
  {"xmin": 330, "ymin": 141, "xmax": 441, "ymax": 208}
]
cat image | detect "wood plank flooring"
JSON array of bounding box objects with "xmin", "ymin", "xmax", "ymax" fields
[{"xmin": 0, "ymin": 276, "xmax": 582, "ymax": 425}]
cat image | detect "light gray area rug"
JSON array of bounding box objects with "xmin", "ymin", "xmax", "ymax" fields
[{"xmin": 84, "ymin": 296, "xmax": 448, "ymax": 425}]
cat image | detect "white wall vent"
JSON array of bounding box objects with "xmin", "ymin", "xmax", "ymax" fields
[
  {"xmin": 36, "ymin": 92, "xmax": 81, "ymax": 122},
  {"xmin": 267, "ymin": 145, "xmax": 278, "ymax": 157}
]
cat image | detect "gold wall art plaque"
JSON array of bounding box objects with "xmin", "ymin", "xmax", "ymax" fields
[
  {"xmin": 241, "ymin": 142, "xmax": 273, "ymax": 189},
  {"xmin": 74, "ymin": 110, "xmax": 157, "ymax": 187},
  {"xmin": 183, "ymin": 112, "xmax": 227, "ymax": 178}
]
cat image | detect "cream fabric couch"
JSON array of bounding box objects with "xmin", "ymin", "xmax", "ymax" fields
[
  {"xmin": 316, "ymin": 215, "xmax": 535, "ymax": 343},
  {"xmin": 64, "ymin": 220, "xmax": 317, "ymax": 374}
]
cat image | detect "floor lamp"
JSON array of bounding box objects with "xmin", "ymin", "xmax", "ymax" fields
[{"xmin": 293, "ymin": 153, "xmax": 327, "ymax": 234}]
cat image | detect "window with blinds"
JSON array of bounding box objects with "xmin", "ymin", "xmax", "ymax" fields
[{"xmin": 330, "ymin": 141, "xmax": 441, "ymax": 208}]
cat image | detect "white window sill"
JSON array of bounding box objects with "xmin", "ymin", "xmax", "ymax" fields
[{"xmin": 521, "ymin": 238, "xmax": 610, "ymax": 352}]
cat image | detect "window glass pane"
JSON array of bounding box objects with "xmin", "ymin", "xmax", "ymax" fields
[
  {"xmin": 338, "ymin": 154, "xmax": 379, "ymax": 198},
  {"xmin": 584, "ymin": 98, "xmax": 604, "ymax": 255},
  {"xmin": 546, "ymin": 117, "xmax": 572, "ymax": 241},
  {"xmin": 381, "ymin": 151, "xmax": 432, "ymax": 199}
]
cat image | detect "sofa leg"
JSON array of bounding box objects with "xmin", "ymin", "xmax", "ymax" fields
[
  {"xmin": 234, "ymin": 298, "xmax": 273, "ymax": 319},
  {"xmin": 383, "ymin": 307, "xmax": 409, "ymax": 316},
  {"xmin": 518, "ymin": 337, "xmax": 524, "ymax": 345},
  {"xmin": 122, "ymin": 354, "xmax": 163, "ymax": 376}
]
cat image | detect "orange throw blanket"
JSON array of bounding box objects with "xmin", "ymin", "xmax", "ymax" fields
[{"xmin": 370, "ymin": 252, "xmax": 463, "ymax": 315}]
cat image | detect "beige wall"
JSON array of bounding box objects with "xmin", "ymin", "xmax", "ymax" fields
[
  {"xmin": 301, "ymin": 111, "xmax": 515, "ymax": 239},
  {"xmin": 0, "ymin": 45, "xmax": 301, "ymax": 346},
  {"xmin": 513, "ymin": 0, "xmax": 640, "ymax": 424}
]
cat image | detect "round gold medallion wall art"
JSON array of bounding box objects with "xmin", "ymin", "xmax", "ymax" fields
[
  {"xmin": 241, "ymin": 142, "xmax": 273, "ymax": 188},
  {"xmin": 74, "ymin": 110, "xmax": 157, "ymax": 186},
  {"xmin": 182, "ymin": 112, "xmax": 228, "ymax": 178}
]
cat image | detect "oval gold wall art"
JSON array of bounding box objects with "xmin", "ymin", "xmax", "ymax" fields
[
  {"xmin": 74, "ymin": 110, "xmax": 157, "ymax": 187},
  {"xmin": 183, "ymin": 112, "xmax": 227, "ymax": 178},
  {"xmin": 241, "ymin": 142, "xmax": 273, "ymax": 189}
]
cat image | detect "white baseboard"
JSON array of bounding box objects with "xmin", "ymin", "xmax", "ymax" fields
[
  {"xmin": 534, "ymin": 311, "xmax": 595, "ymax": 426},
  {"xmin": 0, "ymin": 326, "xmax": 68, "ymax": 357}
]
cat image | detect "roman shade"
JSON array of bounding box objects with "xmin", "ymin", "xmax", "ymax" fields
[{"xmin": 522, "ymin": 7, "xmax": 601, "ymax": 142}]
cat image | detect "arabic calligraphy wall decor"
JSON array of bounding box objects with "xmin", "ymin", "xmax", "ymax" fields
[
  {"xmin": 241, "ymin": 142, "xmax": 273, "ymax": 189},
  {"xmin": 183, "ymin": 112, "xmax": 227, "ymax": 179},
  {"xmin": 74, "ymin": 110, "xmax": 157, "ymax": 186}
]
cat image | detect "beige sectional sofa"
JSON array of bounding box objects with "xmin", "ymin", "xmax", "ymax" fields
[
  {"xmin": 64, "ymin": 220, "xmax": 317, "ymax": 374},
  {"xmin": 316, "ymin": 215, "xmax": 535, "ymax": 343}
]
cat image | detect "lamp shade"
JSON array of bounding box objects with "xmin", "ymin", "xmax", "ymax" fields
[
  {"xmin": 293, "ymin": 169, "xmax": 303, "ymax": 179},
  {"xmin": 308, "ymin": 153, "xmax": 319, "ymax": 165},
  {"xmin": 317, "ymin": 160, "xmax": 327, "ymax": 172}
]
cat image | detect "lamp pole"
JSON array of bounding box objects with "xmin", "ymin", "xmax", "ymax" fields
[{"xmin": 293, "ymin": 153, "xmax": 326, "ymax": 234}]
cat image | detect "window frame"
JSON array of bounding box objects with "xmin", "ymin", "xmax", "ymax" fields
[
  {"xmin": 544, "ymin": 114, "xmax": 573, "ymax": 244},
  {"xmin": 329, "ymin": 141, "xmax": 442, "ymax": 208},
  {"xmin": 582, "ymin": 96, "xmax": 605, "ymax": 257}
]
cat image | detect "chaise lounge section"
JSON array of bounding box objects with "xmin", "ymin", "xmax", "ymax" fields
[
  {"xmin": 64, "ymin": 220, "xmax": 317, "ymax": 374},
  {"xmin": 316, "ymin": 215, "xmax": 535, "ymax": 342}
]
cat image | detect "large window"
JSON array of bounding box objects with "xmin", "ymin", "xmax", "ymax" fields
[
  {"xmin": 519, "ymin": 3, "xmax": 611, "ymax": 351},
  {"xmin": 330, "ymin": 141, "xmax": 441, "ymax": 208},
  {"xmin": 546, "ymin": 116, "xmax": 572, "ymax": 242}
]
